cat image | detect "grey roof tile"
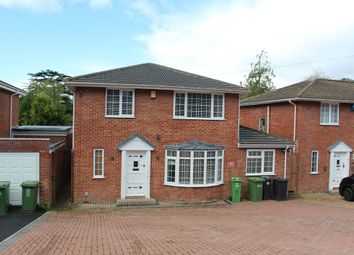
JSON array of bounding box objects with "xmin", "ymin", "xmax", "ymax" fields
[
  {"xmin": 241, "ymin": 79, "xmax": 354, "ymax": 105},
  {"xmin": 239, "ymin": 126, "xmax": 294, "ymax": 148},
  {"xmin": 67, "ymin": 63, "xmax": 247, "ymax": 94},
  {"xmin": 165, "ymin": 141, "xmax": 224, "ymax": 151},
  {"xmin": 0, "ymin": 80, "xmax": 26, "ymax": 94}
]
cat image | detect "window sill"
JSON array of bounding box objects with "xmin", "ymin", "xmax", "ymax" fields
[
  {"xmin": 105, "ymin": 115, "xmax": 135, "ymax": 119},
  {"xmin": 311, "ymin": 172, "xmax": 319, "ymax": 175},
  {"xmin": 173, "ymin": 117, "xmax": 225, "ymax": 121},
  {"xmin": 245, "ymin": 173, "xmax": 275, "ymax": 176},
  {"xmin": 164, "ymin": 182, "xmax": 224, "ymax": 188},
  {"xmin": 320, "ymin": 123, "xmax": 339, "ymax": 126},
  {"xmin": 93, "ymin": 176, "xmax": 105, "ymax": 179}
]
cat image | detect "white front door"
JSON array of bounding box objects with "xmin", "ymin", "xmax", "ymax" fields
[
  {"xmin": 329, "ymin": 152, "xmax": 350, "ymax": 190},
  {"xmin": 125, "ymin": 151, "xmax": 147, "ymax": 197}
]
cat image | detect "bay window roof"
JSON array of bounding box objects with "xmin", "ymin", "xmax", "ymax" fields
[{"xmin": 165, "ymin": 141, "xmax": 224, "ymax": 151}]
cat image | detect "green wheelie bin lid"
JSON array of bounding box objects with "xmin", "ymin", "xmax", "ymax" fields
[
  {"xmin": 231, "ymin": 177, "xmax": 243, "ymax": 183},
  {"xmin": 248, "ymin": 177, "xmax": 263, "ymax": 183},
  {"xmin": 21, "ymin": 181, "xmax": 39, "ymax": 188},
  {"xmin": 0, "ymin": 181, "xmax": 10, "ymax": 189}
]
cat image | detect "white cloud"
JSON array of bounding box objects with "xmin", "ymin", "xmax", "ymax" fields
[
  {"xmin": 136, "ymin": 0, "xmax": 354, "ymax": 87},
  {"xmin": 89, "ymin": 0, "xmax": 112, "ymax": 9},
  {"xmin": 0, "ymin": 0, "xmax": 62, "ymax": 13}
]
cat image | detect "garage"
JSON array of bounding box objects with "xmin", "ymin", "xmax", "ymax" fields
[{"xmin": 0, "ymin": 153, "xmax": 39, "ymax": 205}]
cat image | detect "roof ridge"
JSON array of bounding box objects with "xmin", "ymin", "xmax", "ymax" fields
[{"xmin": 296, "ymin": 79, "xmax": 316, "ymax": 97}]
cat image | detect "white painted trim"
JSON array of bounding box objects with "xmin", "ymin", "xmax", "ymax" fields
[
  {"xmin": 93, "ymin": 149, "xmax": 104, "ymax": 178},
  {"xmin": 105, "ymin": 88, "xmax": 135, "ymax": 118},
  {"xmin": 310, "ymin": 150, "xmax": 319, "ymax": 174},
  {"xmin": 66, "ymin": 82, "xmax": 248, "ymax": 95},
  {"xmin": 246, "ymin": 149, "xmax": 275, "ymax": 175},
  {"xmin": 241, "ymin": 97, "xmax": 354, "ymax": 107},
  {"xmin": 172, "ymin": 92, "xmax": 225, "ymax": 120},
  {"xmin": 120, "ymin": 150, "xmax": 127, "ymax": 199}
]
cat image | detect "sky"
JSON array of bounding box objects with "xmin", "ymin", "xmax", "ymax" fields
[{"xmin": 1, "ymin": 0, "xmax": 354, "ymax": 89}]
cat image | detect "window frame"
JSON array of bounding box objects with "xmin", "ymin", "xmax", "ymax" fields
[
  {"xmin": 320, "ymin": 103, "xmax": 339, "ymax": 125},
  {"xmin": 164, "ymin": 150, "xmax": 224, "ymax": 187},
  {"xmin": 173, "ymin": 92, "xmax": 225, "ymax": 120},
  {"xmin": 105, "ymin": 88, "xmax": 135, "ymax": 118},
  {"xmin": 246, "ymin": 149, "xmax": 275, "ymax": 176},
  {"xmin": 311, "ymin": 150, "xmax": 319, "ymax": 174},
  {"xmin": 259, "ymin": 117, "xmax": 266, "ymax": 131},
  {"xmin": 93, "ymin": 149, "xmax": 105, "ymax": 178}
]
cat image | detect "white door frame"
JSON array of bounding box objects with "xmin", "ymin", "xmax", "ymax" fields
[
  {"xmin": 118, "ymin": 135, "xmax": 154, "ymax": 199},
  {"xmin": 328, "ymin": 141, "xmax": 352, "ymax": 191}
]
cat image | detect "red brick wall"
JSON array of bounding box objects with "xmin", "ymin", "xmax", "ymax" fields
[
  {"xmin": 296, "ymin": 102, "xmax": 354, "ymax": 192},
  {"xmin": 0, "ymin": 89, "xmax": 19, "ymax": 138},
  {"xmin": 268, "ymin": 103, "xmax": 294, "ymax": 140},
  {"xmin": 73, "ymin": 87, "xmax": 242, "ymax": 202},
  {"xmin": 0, "ymin": 139, "xmax": 53, "ymax": 204},
  {"xmin": 240, "ymin": 105, "xmax": 267, "ymax": 131}
]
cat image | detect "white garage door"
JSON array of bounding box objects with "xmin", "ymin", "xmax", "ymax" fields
[{"xmin": 0, "ymin": 153, "xmax": 39, "ymax": 205}]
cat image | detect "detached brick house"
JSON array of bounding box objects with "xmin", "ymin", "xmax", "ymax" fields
[
  {"xmin": 0, "ymin": 80, "xmax": 25, "ymax": 138},
  {"xmin": 66, "ymin": 63, "xmax": 295, "ymax": 203},
  {"xmin": 241, "ymin": 79, "xmax": 354, "ymax": 193}
]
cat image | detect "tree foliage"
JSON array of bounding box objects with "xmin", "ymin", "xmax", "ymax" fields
[
  {"xmin": 242, "ymin": 50, "xmax": 276, "ymax": 98},
  {"xmin": 20, "ymin": 70, "xmax": 72, "ymax": 125}
]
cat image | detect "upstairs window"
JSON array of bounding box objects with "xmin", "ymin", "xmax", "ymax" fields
[
  {"xmin": 320, "ymin": 103, "xmax": 339, "ymax": 125},
  {"xmin": 106, "ymin": 89, "xmax": 134, "ymax": 117},
  {"xmin": 174, "ymin": 92, "xmax": 224, "ymax": 119}
]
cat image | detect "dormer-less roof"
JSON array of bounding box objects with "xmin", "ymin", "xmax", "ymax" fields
[
  {"xmin": 66, "ymin": 63, "xmax": 247, "ymax": 94},
  {"xmin": 0, "ymin": 80, "xmax": 26, "ymax": 95},
  {"xmin": 241, "ymin": 79, "xmax": 354, "ymax": 106}
]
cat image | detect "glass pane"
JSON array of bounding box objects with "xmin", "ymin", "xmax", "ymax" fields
[
  {"xmin": 94, "ymin": 150, "xmax": 103, "ymax": 176},
  {"xmin": 175, "ymin": 93, "xmax": 185, "ymax": 116},
  {"xmin": 320, "ymin": 103, "xmax": 330, "ymax": 124},
  {"xmin": 121, "ymin": 91, "xmax": 133, "ymax": 115},
  {"xmin": 217, "ymin": 150, "xmax": 223, "ymax": 157},
  {"xmin": 187, "ymin": 93, "xmax": 211, "ymax": 118},
  {"xmin": 106, "ymin": 90, "xmax": 120, "ymax": 116},
  {"xmin": 248, "ymin": 151, "xmax": 262, "ymax": 157},
  {"xmin": 217, "ymin": 158, "xmax": 222, "ymax": 181},
  {"xmin": 311, "ymin": 151, "xmax": 318, "ymax": 173},
  {"xmin": 167, "ymin": 150, "xmax": 177, "ymax": 157},
  {"xmin": 167, "ymin": 159, "xmax": 176, "ymax": 182},
  {"xmin": 180, "ymin": 151, "xmax": 191, "ymax": 158},
  {"xmin": 213, "ymin": 95, "xmax": 223, "ymax": 118},
  {"xmin": 330, "ymin": 104, "xmax": 338, "ymax": 124},
  {"xmin": 207, "ymin": 151, "xmax": 215, "ymax": 158},
  {"xmin": 247, "ymin": 158, "xmax": 262, "ymax": 174},
  {"xmin": 193, "ymin": 159, "xmax": 204, "ymax": 184},
  {"xmin": 207, "ymin": 159, "xmax": 215, "ymax": 184},
  {"xmin": 263, "ymin": 151, "xmax": 274, "ymax": 173},
  {"xmin": 179, "ymin": 159, "xmax": 191, "ymax": 184},
  {"xmin": 194, "ymin": 151, "xmax": 204, "ymax": 158}
]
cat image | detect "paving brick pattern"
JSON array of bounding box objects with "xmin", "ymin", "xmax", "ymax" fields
[{"xmin": 2, "ymin": 200, "xmax": 354, "ymax": 255}]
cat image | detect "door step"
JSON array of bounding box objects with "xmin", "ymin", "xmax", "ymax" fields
[{"xmin": 116, "ymin": 198, "xmax": 158, "ymax": 207}]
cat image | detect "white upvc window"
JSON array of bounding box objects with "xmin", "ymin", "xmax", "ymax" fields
[
  {"xmin": 165, "ymin": 150, "xmax": 224, "ymax": 187},
  {"xmin": 173, "ymin": 92, "xmax": 224, "ymax": 120},
  {"xmin": 246, "ymin": 150, "xmax": 275, "ymax": 175},
  {"xmin": 320, "ymin": 103, "xmax": 339, "ymax": 125},
  {"xmin": 311, "ymin": 150, "xmax": 319, "ymax": 174},
  {"xmin": 106, "ymin": 89, "xmax": 134, "ymax": 117},
  {"xmin": 93, "ymin": 149, "xmax": 104, "ymax": 178}
]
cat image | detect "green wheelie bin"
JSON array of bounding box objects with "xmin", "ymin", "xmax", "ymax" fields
[
  {"xmin": 21, "ymin": 181, "xmax": 39, "ymax": 212},
  {"xmin": 248, "ymin": 177, "xmax": 263, "ymax": 202},
  {"xmin": 0, "ymin": 181, "xmax": 10, "ymax": 214},
  {"xmin": 231, "ymin": 177, "xmax": 243, "ymax": 202}
]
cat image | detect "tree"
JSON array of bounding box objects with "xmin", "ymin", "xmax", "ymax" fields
[
  {"xmin": 304, "ymin": 70, "xmax": 329, "ymax": 81},
  {"xmin": 241, "ymin": 50, "xmax": 275, "ymax": 98},
  {"xmin": 20, "ymin": 70, "xmax": 72, "ymax": 125}
]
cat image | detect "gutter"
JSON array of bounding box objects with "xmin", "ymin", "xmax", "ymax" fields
[
  {"xmin": 241, "ymin": 97, "xmax": 354, "ymax": 107},
  {"xmin": 288, "ymin": 100, "xmax": 297, "ymax": 143}
]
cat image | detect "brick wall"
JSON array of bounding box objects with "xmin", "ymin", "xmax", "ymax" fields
[
  {"xmin": 296, "ymin": 102, "xmax": 354, "ymax": 192},
  {"xmin": 0, "ymin": 89, "xmax": 19, "ymax": 138},
  {"xmin": 73, "ymin": 87, "xmax": 242, "ymax": 202},
  {"xmin": 0, "ymin": 139, "xmax": 53, "ymax": 204},
  {"xmin": 240, "ymin": 105, "xmax": 267, "ymax": 131}
]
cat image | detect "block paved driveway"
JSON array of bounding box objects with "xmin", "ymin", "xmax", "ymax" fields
[{"xmin": 1, "ymin": 200, "xmax": 354, "ymax": 255}]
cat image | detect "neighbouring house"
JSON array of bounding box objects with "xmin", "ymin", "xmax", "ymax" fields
[
  {"xmin": 0, "ymin": 80, "xmax": 25, "ymax": 138},
  {"xmin": 66, "ymin": 63, "xmax": 294, "ymax": 203},
  {"xmin": 241, "ymin": 79, "xmax": 354, "ymax": 193},
  {"xmin": 0, "ymin": 80, "xmax": 71, "ymax": 206}
]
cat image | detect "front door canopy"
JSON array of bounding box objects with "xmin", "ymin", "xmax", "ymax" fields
[
  {"xmin": 118, "ymin": 134, "xmax": 155, "ymax": 151},
  {"xmin": 328, "ymin": 140, "xmax": 352, "ymax": 153}
]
